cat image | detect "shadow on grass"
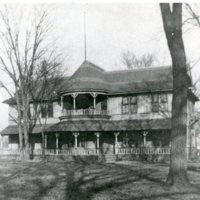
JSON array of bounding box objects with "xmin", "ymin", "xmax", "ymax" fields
[
  {"xmin": 64, "ymin": 162, "xmax": 163, "ymax": 200},
  {"xmin": 1, "ymin": 160, "xmax": 200, "ymax": 200},
  {"xmin": 29, "ymin": 166, "xmax": 61, "ymax": 200},
  {"xmin": 0, "ymin": 161, "xmax": 73, "ymax": 200},
  {"xmin": 64, "ymin": 161, "xmax": 200, "ymax": 200}
]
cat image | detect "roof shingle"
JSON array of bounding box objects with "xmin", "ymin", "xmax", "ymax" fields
[
  {"xmin": 48, "ymin": 118, "xmax": 171, "ymax": 132},
  {"xmin": 59, "ymin": 60, "xmax": 173, "ymax": 94}
]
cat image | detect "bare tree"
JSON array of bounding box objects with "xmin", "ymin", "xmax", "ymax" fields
[
  {"xmin": 160, "ymin": 3, "xmax": 192, "ymax": 188},
  {"xmin": 29, "ymin": 59, "xmax": 63, "ymax": 159},
  {"xmin": 0, "ymin": 6, "xmax": 63, "ymax": 159},
  {"xmin": 121, "ymin": 50, "xmax": 155, "ymax": 69},
  {"xmin": 184, "ymin": 4, "xmax": 200, "ymax": 27}
]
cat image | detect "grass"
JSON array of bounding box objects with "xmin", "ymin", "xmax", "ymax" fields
[{"xmin": 0, "ymin": 160, "xmax": 200, "ymax": 200}]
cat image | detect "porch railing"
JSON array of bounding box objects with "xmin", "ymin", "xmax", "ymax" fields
[
  {"xmin": 0, "ymin": 147, "xmax": 171, "ymax": 156},
  {"xmin": 62, "ymin": 109, "xmax": 109, "ymax": 116},
  {"xmin": 0, "ymin": 149, "xmax": 20, "ymax": 155},
  {"xmin": 45, "ymin": 148, "xmax": 99, "ymax": 156},
  {"xmin": 117, "ymin": 147, "xmax": 171, "ymax": 155}
]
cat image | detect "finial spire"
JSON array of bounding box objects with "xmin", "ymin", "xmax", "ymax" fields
[{"xmin": 83, "ymin": 9, "xmax": 87, "ymax": 61}]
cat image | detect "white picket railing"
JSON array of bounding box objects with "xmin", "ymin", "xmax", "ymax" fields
[
  {"xmin": 0, "ymin": 147, "xmax": 171, "ymax": 156},
  {"xmin": 0, "ymin": 149, "xmax": 20, "ymax": 155},
  {"xmin": 117, "ymin": 147, "xmax": 171, "ymax": 155},
  {"xmin": 62, "ymin": 109, "xmax": 109, "ymax": 116},
  {"xmin": 57, "ymin": 148, "xmax": 99, "ymax": 156}
]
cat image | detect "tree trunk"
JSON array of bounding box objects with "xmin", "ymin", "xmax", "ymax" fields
[
  {"xmin": 41, "ymin": 129, "xmax": 45, "ymax": 160},
  {"xmin": 160, "ymin": 3, "xmax": 190, "ymax": 187},
  {"xmin": 15, "ymin": 90, "xmax": 24, "ymax": 159},
  {"xmin": 23, "ymin": 117, "xmax": 30, "ymax": 160},
  {"xmin": 166, "ymin": 85, "xmax": 189, "ymax": 186},
  {"xmin": 22, "ymin": 93, "xmax": 30, "ymax": 160}
]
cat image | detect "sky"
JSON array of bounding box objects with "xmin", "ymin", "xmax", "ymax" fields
[{"xmin": 0, "ymin": 3, "xmax": 200, "ymax": 130}]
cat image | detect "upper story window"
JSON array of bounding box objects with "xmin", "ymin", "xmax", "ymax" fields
[
  {"xmin": 152, "ymin": 94, "xmax": 159, "ymax": 112},
  {"xmin": 130, "ymin": 96, "xmax": 138, "ymax": 114},
  {"xmin": 160, "ymin": 94, "xmax": 167, "ymax": 103},
  {"xmin": 122, "ymin": 96, "xmax": 138, "ymax": 114},
  {"xmin": 152, "ymin": 94, "xmax": 168, "ymax": 112},
  {"xmin": 122, "ymin": 97, "xmax": 129, "ymax": 114},
  {"xmin": 160, "ymin": 94, "xmax": 168, "ymax": 111},
  {"xmin": 101, "ymin": 99, "xmax": 107, "ymax": 110},
  {"xmin": 41, "ymin": 102, "xmax": 54, "ymax": 118}
]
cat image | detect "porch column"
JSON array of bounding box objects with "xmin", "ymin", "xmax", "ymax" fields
[
  {"xmin": 61, "ymin": 95, "xmax": 63, "ymax": 113},
  {"xmin": 114, "ymin": 132, "xmax": 120, "ymax": 154},
  {"xmin": 91, "ymin": 92, "xmax": 98, "ymax": 109},
  {"xmin": 94, "ymin": 132, "xmax": 100, "ymax": 149},
  {"xmin": 44, "ymin": 134, "xmax": 47, "ymax": 149},
  {"xmin": 159, "ymin": 131, "xmax": 163, "ymax": 147},
  {"xmin": 142, "ymin": 131, "xmax": 148, "ymax": 147},
  {"xmin": 55, "ymin": 133, "xmax": 59, "ymax": 154},
  {"xmin": 73, "ymin": 132, "xmax": 79, "ymax": 148},
  {"xmin": 71, "ymin": 93, "xmax": 78, "ymax": 110}
]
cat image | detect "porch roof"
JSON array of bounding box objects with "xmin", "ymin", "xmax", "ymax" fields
[
  {"xmin": 47, "ymin": 118, "xmax": 171, "ymax": 132},
  {"xmin": 0, "ymin": 124, "xmax": 54, "ymax": 135},
  {"xmin": 0, "ymin": 119, "xmax": 171, "ymax": 135}
]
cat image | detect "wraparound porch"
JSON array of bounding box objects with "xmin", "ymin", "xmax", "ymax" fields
[
  {"xmin": 0, "ymin": 118, "xmax": 173, "ymax": 158},
  {"xmin": 2, "ymin": 130, "xmax": 171, "ymax": 156}
]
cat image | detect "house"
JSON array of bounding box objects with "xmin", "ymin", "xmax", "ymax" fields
[{"xmin": 0, "ymin": 60, "xmax": 198, "ymax": 160}]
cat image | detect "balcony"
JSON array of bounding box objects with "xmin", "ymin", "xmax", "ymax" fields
[{"xmin": 59, "ymin": 108, "xmax": 110, "ymax": 120}]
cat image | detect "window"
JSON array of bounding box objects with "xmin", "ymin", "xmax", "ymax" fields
[
  {"xmin": 130, "ymin": 96, "xmax": 138, "ymax": 114},
  {"xmin": 152, "ymin": 95, "xmax": 159, "ymax": 112},
  {"xmin": 160, "ymin": 94, "xmax": 168, "ymax": 111},
  {"xmin": 101, "ymin": 99, "xmax": 107, "ymax": 110},
  {"xmin": 122, "ymin": 97, "xmax": 129, "ymax": 114},
  {"xmin": 41, "ymin": 103, "xmax": 54, "ymax": 118},
  {"xmin": 122, "ymin": 96, "xmax": 138, "ymax": 114},
  {"xmin": 144, "ymin": 96, "xmax": 151, "ymax": 113},
  {"xmin": 151, "ymin": 94, "xmax": 168, "ymax": 112},
  {"xmin": 48, "ymin": 103, "xmax": 54, "ymax": 118},
  {"xmin": 160, "ymin": 94, "xmax": 168, "ymax": 103},
  {"xmin": 41, "ymin": 104, "xmax": 47, "ymax": 118}
]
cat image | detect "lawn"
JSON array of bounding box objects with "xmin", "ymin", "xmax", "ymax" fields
[{"xmin": 0, "ymin": 160, "xmax": 200, "ymax": 200}]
